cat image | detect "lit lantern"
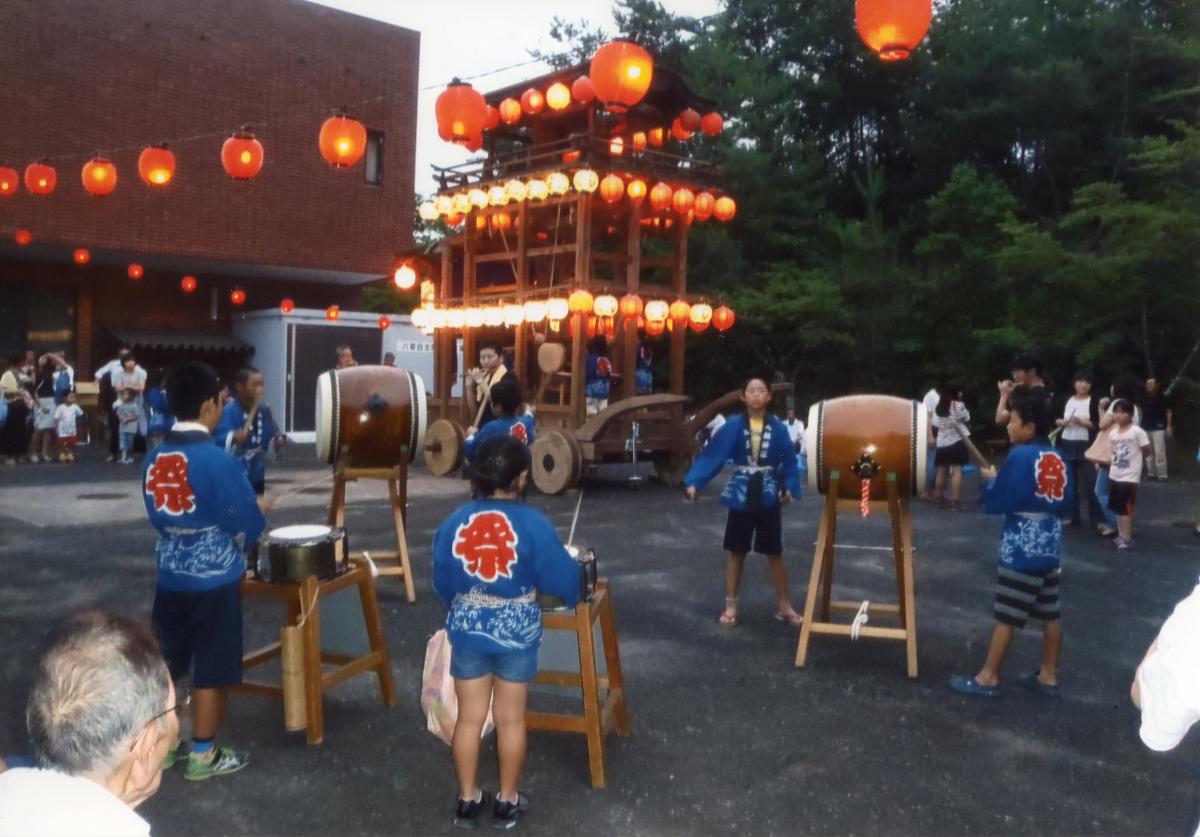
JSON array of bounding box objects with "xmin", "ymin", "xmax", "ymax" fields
[
  {"xmin": 127, "ymin": 263, "xmax": 143, "ymax": 280},
  {"xmin": 230, "ymin": 288, "xmax": 246, "ymax": 305},
  {"xmin": 571, "ymin": 75, "xmax": 595, "ymax": 102},
  {"xmin": 436, "ymin": 80, "xmax": 488, "ymax": 145},
  {"xmin": 73, "ymin": 248, "xmax": 90, "ymax": 265},
  {"xmin": 689, "ymin": 302, "xmax": 713, "ymax": 332},
  {"xmin": 483, "ymin": 105, "xmax": 500, "ymax": 131},
  {"xmin": 446, "ymin": 308, "xmax": 467, "ymax": 329},
  {"xmin": 713, "ymin": 196, "xmax": 737, "ymax": 221},
  {"xmin": 572, "ymin": 168, "xmax": 599, "ymax": 193},
  {"xmin": 0, "ymin": 166, "xmax": 17, "ymax": 195},
  {"xmin": 499, "ymin": 97, "xmax": 522, "ymax": 125},
  {"xmin": 589, "ymin": 40, "xmax": 653, "ymax": 112},
  {"xmin": 649, "ymin": 182, "xmax": 673, "ymax": 212},
  {"xmin": 475, "ymin": 215, "xmax": 488, "ymax": 231},
  {"xmin": 419, "ymin": 201, "xmax": 438, "ymax": 221},
  {"xmin": 619, "ymin": 293, "xmax": 643, "ymax": 319},
  {"xmin": 82, "ymin": 157, "xmax": 117, "ymax": 196},
  {"xmin": 138, "ymin": 144, "xmax": 176, "ymax": 186},
  {"xmin": 701, "ymin": 112, "xmax": 724, "ymax": 135},
  {"xmin": 325, "ymin": 305, "xmax": 341, "ymax": 321},
  {"xmin": 429, "ymin": 308, "xmax": 449, "ymax": 331},
  {"xmin": 585, "ymin": 316, "xmax": 599, "ymax": 338},
  {"xmin": 411, "ymin": 307, "xmax": 429, "ymax": 329},
  {"xmin": 491, "ymin": 212, "xmax": 512, "ymax": 232},
  {"xmin": 221, "ymin": 129, "xmax": 264, "ymax": 179},
  {"xmin": 546, "ymin": 82, "xmax": 571, "ymax": 110},
  {"xmin": 526, "ymin": 178, "xmax": 548, "ymax": 201},
  {"xmin": 671, "ymin": 118, "xmax": 693, "ymax": 142},
  {"xmin": 181, "ymin": 275, "xmax": 198, "ymax": 293},
  {"xmin": 434, "ymin": 195, "xmax": 454, "ymax": 216},
  {"xmin": 457, "ymin": 306, "xmax": 479, "ymax": 328},
  {"xmin": 318, "ymin": 111, "xmax": 367, "ymax": 167},
  {"xmin": 378, "ymin": 315, "xmax": 391, "ymax": 330},
  {"xmin": 520, "ymin": 88, "xmax": 545, "ymax": 115},
  {"xmin": 648, "ymin": 127, "xmax": 665, "ymax": 147},
  {"xmin": 713, "ymin": 304, "xmax": 736, "ymax": 331},
  {"xmin": 280, "ymin": 298, "xmax": 295, "ymax": 314},
  {"xmin": 394, "ymin": 263, "xmax": 417, "ymax": 290},
  {"xmin": 679, "ymin": 108, "xmax": 702, "ymax": 132},
  {"xmin": 505, "ymin": 179, "xmax": 528, "ymax": 202},
  {"xmin": 469, "ymin": 188, "xmax": 489, "ymax": 209},
  {"xmin": 546, "ymin": 172, "xmax": 570, "ymax": 195},
  {"xmin": 855, "ymin": 0, "xmax": 932, "ymax": 61},
  {"xmin": 631, "ymin": 132, "xmax": 647, "ymax": 150},
  {"xmin": 444, "ymin": 212, "xmax": 465, "ymax": 227},
  {"xmin": 609, "ymin": 137, "xmax": 624, "ymax": 156},
  {"xmin": 503, "ymin": 303, "xmax": 525, "ymax": 326},
  {"xmin": 453, "ymin": 192, "xmax": 472, "ymax": 214},
  {"xmin": 669, "ymin": 299, "xmax": 691, "ymax": 324},
  {"xmin": 693, "ymin": 191, "xmax": 715, "ymax": 221},
  {"xmin": 593, "ymin": 294, "xmax": 619, "ymax": 318},
  {"xmin": 626, "ymin": 179, "xmax": 647, "ymax": 204},
  {"xmin": 523, "ymin": 299, "xmax": 548, "ymax": 323},
  {"xmin": 569, "ymin": 288, "xmax": 594, "ymax": 314},
  {"xmin": 645, "ymin": 318, "xmax": 666, "ymax": 336},
  {"xmin": 24, "ymin": 161, "xmax": 57, "ymax": 195},
  {"xmin": 483, "ymin": 306, "xmax": 505, "ymax": 327},
  {"xmin": 14, "ymin": 229, "xmax": 31, "ymax": 246},
  {"xmin": 599, "ymin": 174, "xmax": 625, "ymax": 203},
  {"xmin": 547, "ymin": 297, "xmax": 569, "ymax": 321},
  {"xmin": 672, "ymin": 187, "xmax": 695, "ymax": 214},
  {"xmin": 487, "ymin": 185, "xmax": 508, "ymax": 206},
  {"xmin": 644, "ymin": 299, "xmax": 669, "ymax": 322}
]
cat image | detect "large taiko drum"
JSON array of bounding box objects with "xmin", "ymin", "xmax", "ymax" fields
[
  {"xmin": 804, "ymin": 395, "xmax": 927, "ymax": 499},
  {"xmin": 316, "ymin": 366, "xmax": 427, "ymax": 467}
]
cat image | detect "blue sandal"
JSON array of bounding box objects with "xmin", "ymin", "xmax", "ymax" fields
[
  {"xmin": 949, "ymin": 674, "xmax": 1000, "ymax": 698},
  {"xmin": 1014, "ymin": 671, "xmax": 1061, "ymax": 698}
]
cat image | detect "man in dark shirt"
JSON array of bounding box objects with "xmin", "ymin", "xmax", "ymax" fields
[{"xmin": 1139, "ymin": 377, "xmax": 1172, "ymax": 480}]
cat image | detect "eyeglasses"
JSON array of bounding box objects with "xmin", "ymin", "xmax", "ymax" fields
[{"xmin": 148, "ymin": 690, "xmax": 191, "ymax": 726}]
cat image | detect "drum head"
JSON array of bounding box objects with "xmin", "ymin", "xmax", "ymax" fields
[
  {"xmin": 269, "ymin": 524, "xmax": 333, "ymax": 541},
  {"xmin": 537, "ymin": 342, "xmax": 566, "ymax": 374},
  {"xmin": 914, "ymin": 400, "xmax": 928, "ymax": 494},
  {"xmin": 315, "ymin": 371, "xmax": 337, "ymax": 464},
  {"xmin": 804, "ymin": 402, "xmax": 820, "ymax": 496},
  {"xmin": 408, "ymin": 371, "xmax": 428, "ymax": 465}
]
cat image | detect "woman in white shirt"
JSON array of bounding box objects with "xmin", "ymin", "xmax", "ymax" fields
[
  {"xmin": 110, "ymin": 354, "xmax": 148, "ymax": 443},
  {"xmin": 1056, "ymin": 373, "xmax": 1102, "ymax": 528},
  {"xmin": 931, "ymin": 384, "xmax": 971, "ymax": 511}
]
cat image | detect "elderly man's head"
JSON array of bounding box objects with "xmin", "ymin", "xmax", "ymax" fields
[{"xmin": 26, "ymin": 612, "xmax": 177, "ymax": 808}]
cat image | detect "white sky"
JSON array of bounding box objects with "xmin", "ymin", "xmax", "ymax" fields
[{"xmin": 303, "ymin": 0, "xmax": 722, "ymax": 195}]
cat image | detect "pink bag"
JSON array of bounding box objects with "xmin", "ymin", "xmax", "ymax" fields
[
  {"xmin": 420, "ymin": 629, "xmax": 494, "ymax": 745},
  {"xmin": 1085, "ymin": 429, "xmax": 1112, "ymax": 465}
]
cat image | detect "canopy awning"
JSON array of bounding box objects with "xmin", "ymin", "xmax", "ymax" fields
[{"xmin": 111, "ymin": 330, "xmax": 251, "ymax": 353}]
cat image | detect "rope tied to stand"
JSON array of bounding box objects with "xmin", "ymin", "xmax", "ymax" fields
[{"xmin": 850, "ymin": 600, "xmax": 871, "ymax": 640}]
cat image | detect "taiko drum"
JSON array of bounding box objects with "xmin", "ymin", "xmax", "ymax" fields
[
  {"xmin": 804, "ymin": 395, "xmax": 927, "ymax": 499},
  {"xmin": 316, "ymin": 366, "xmax": 427, "ymax": 467}
]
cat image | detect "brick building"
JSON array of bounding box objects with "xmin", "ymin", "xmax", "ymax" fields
[{"xmin": 0, "ymin": 0, "xmax": 418, "ymax": 378}]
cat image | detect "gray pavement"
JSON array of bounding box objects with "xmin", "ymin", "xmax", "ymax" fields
[{"xmin": 1, "ymin": 445, "xmax": 1199, "ymax": 835}]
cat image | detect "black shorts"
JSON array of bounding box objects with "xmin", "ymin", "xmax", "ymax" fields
[
  {"xmin": 934, "ymin": 441, "xmax": 969, "ymax": 467},
  {"xmin": 723, "ymin": 505, "xmax": 783, "ymax": 556},
  {"xmin": 994, "ymin": 566, "xmax": 1061, "ymax": 629},
  {"xmin": 1108, "ymin": 480, "xmax": 1137, "ymax": 515},
  {"xmin": 250, "ymin": 479, "xmax": 265, "ymax": 496},
  {"xmin": 152, "ymin": 581, "xmax": 244, "ymax": 688}
]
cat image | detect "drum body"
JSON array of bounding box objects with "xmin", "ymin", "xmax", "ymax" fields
[
  {"xmin": 804, "ymin": 395, "xmax": 927, "ymax": 499},
  {"xmin": 256, "ymin": 524, "xmax": 346, "ymax": 582},
  {"xmin": 315, "ymin": 366, "xmax": 427, "ymax": 467}
]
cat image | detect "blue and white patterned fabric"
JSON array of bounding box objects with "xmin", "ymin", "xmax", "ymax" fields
[
  {"xmin": 981, "ymin": 439, "xmax": 1072, "ymax": 573},
  {"xmin": 683, "ymin": 412, "xmax": 801, "ymax": 510},
  {"xmin": 214, "ymin": 400, "xmax": 278, "ymax": 487},
  {"xmin": 462, "ymin": 415, "xmax": 536, "ymax": 463},
  {"xmin": 585, "ymin": 354, "xmax": 612, "ymax": 399}
]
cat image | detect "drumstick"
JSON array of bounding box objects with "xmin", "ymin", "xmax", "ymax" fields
[
  {"xmin": 265, "ymin": 471, "xmax": 335, "ymax": 508},
  {"xmin": 566, "ymin": 489, "xmax": 584, "ymax": 548},
  {"xmin": 953, "ymin": 421, "xmax": 991, "ymax": 471}
]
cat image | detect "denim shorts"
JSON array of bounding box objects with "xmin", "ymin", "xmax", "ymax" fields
[{"xmin": 450, "ymin": 644, "xmax": 539, "ymax": 683}]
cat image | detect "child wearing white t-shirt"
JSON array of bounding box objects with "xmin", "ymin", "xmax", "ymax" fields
[
  {"xmin": 1106, "ymin": 399, "xmax": 1152, "ymax": 549},
  {"xmin": 52, "ymin": 391, "xmax": 84, "ymax": 463}
]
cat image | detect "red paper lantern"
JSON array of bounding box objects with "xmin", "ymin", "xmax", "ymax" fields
[
  {"xmin": 645, "ymin": 318, "xmax": 665, "ymax": 336},
  {"xmin": 671, "ymin": 118, "xmax": 694, "ymax": 142},
  {"xmin": 490, "ymin": 212, "xmax": 512, "ymax": 232},
  {"xmin": 325, "ymin": 305, "xmax": 341, "ymax": 321},
  {"xmin": 318, "ymin": 111, "xmax": 367, "ymax": 168},
  {"xmin": 589, "ymin": 40, "xmax": 653, "ymax": 112},
  {"xmin": 73, "ymin": 248, "xmax": 90, "ymax": 265},
  {"xmin": 394, "ymin": 263, "xmax": 417, "ymax": 290},
  {"xmin": 181, "ymin": 275, "xmax": 197, "ymax": 293},
  {"xmin": 672, "ymin": 187, "xmax": 695, "ymax": 214},
  {"xmin": 221, "ymin": 129, "xmax": 264, "ymax": 180},
  {"xmin": 520, "ymin": 88, "xmax": 545, "ymax": 115},
  {"xmin": 619, "ymin": 293, "xmax": 643, "ymax": 319},
  {"xmin": 631, "ymin": 132, "xmax": 647, "ymax": 150},
  {"xmin": 627, "ymin": 179, "xmax": 647, "ymax": 204},
  {"xmin": 499, "ymin": 97, "xmax": 522, "ymax": 125},
  {"xmin": 483, "ymin": 105, "xmax": 500, "ymax": 131},
  {"xmin": 713, "ymin": 305, "xmax": 736, "ymax": 331},
  {"xmin": 599, "ymin": 174, "xmax": 625, "ymax": 203},
  {"xmin": 609, "ymin": 136, "xmax": 625, "ymax": 156},
  {"xmin": 230, "ymin": 288, "xmax": 246, "ymax": 305},
  {"xmin": 713, "ymin": 196, "xmax": 737, "ymax": 221},
  {"xmin": 669, "ymin": 299, "xmax": 691, "ymax": 324},
  {"xmin": 701, "ymin": 112, "xmax": 724, "ymax": 136},
  {"xmin": 14, "ymin": 229, "xmax": 31, "ymax": 246},
  {"xmin": 571, "ymin": 75, "xmax": 595, "ymax": 102},
  {"xmin": 855, "ymin": 0, "xmax": 932, "ymax": 61},
  {"xmin": 546, "ymin": 82, "xmax": 571, "ymax": 110},
  {"xmin": 138, "ymin": 144, "xmax": 175, "ymax": 186},
  {"xmin": 24, "ymin": 161, "xmax": 56, "ymax": 195},
  {"xmin": 649, "ymin": 182, "xmax": 673, "ymax": 212},
  {"xmin": 647, "ymin": 127, "xmax": 665, "ymax": 147},
  {"xmin": 693, "ymin": 191, "xmax": 715, "ymax": 221},
  {"xmin": 127, "ymin": 263, "xmax": 143, "ymax": 280},
  {"xmin": 436, "ymin": 81, "xmax": 488, "ymax": 145},
  {"xmin": 0, "ymin": 166, "xmax": 17, "ymax": 196},
  {"xmin": 689, "ymin": 302, "xmax": 713, "ymax": 333},
  {"xmin": 569, "ymin": 289, "xmax": 594, "ymax": 314},
  {"xmin": 81, "ymin": 157, "xmax": 117, "ymax": 196},
  {"xmin": 378, "ymin": 315, "xmax": 391, "ymax": 330},
  {"xmin": 679, "ymin": 108, "xmax": 702, "ymax": 132},
  {"xmin": 280, "ymin": 298, "xmax": 295, "ymax": 314},
  {"xmin": 562, "ymin": 149, "xmax": 581, "ymax": 164}
]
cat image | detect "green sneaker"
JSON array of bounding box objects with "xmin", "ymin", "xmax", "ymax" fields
[
  {"xmin": 163, "ymin": 742, "xmax": 185, "ymax": 770},
  {"xmin": 184, "ymin": 746, "xmax": 249, "ymax": 781}
]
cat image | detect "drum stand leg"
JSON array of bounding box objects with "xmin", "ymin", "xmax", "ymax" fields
[
  {"xmin": 796, "ymin": 477, "xmax": 838, "ymax": 668},
  {"xmin": 327, "ymin": 462, "xmax": 416, "ymax": 604}
]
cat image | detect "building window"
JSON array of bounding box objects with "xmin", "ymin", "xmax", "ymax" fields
[{"xmin": 365, "ymin": 130, "xmax": 384, "ymax": 185}]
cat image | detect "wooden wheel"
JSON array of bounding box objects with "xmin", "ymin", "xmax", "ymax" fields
[
  {"xmin": 423, "ymin": 419, "xmax": 464, "ymax": 476},
  {"xmin": 653, "ymin": 450, "xmax": 693, "ymax": 487},
  {"xmin": 530, "ymin": 430, "xmax": 583, "ymax": 495}
]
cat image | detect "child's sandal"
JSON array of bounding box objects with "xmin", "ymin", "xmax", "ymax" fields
[{"xmin": 718, "ymin": 597, "xmax": 738, "ymax": 627}]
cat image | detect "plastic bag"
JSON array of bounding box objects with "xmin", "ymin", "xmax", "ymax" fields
[{"xmin": 420, "ymin": 629, "xmax": 494, "ymax": 745}]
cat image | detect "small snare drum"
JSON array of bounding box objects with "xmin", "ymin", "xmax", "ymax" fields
[{"xmin": 255, "ymin": 524, "xmax": 347, "ymax": 583}]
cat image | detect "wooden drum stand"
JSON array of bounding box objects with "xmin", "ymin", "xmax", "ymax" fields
[{"xmin": 327, "ymin": 456, "xmax": 416, "ymax": 603}]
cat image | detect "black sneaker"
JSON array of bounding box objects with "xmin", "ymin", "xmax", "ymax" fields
[
  {"xmin": 492, "ymin": 792, "xmax": 529, "ymax": 830},
  {"xmin": 455, "ymin": 790, "xmax": 494, "ymax": 829}
]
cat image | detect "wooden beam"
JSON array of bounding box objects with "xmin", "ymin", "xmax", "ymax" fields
[
  {"xmin": 622, "ymin": 201, "xmax": 642, "ymax": 400},
  {"xmin": 516, "ymin": 199, "xmax": 529, "ymax": 395},
  {"xmin": 669, "ymin": 218, "xmax": 687, "ymax": 394},
  {"xmin": 570, "ymin": 192, "xmax": 591, "ymax": 427},
  {"xmin": 462, "ymin": 213, "xmax": 477, "ymax": 427}
]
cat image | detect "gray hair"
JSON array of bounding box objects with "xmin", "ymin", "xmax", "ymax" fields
[{"xmin": 26, "ymin": 611, "xmax": 169, "ymax": 776}]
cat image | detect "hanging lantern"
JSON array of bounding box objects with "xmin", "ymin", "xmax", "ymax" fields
[
  {"xmin": 599, "ymin": 174, "xmax": 625, "ymax": 203},
  {"xmin": 585, "ymin": 316, "xmax": 600, "ymax": 338},
  {"xmin": 445, "ymin": 212, "xmax": 465, "ymax": 227},
  {"xmin": 619, "ymin": 293, "xmax": 643, "ymax": 319},
  {"xmin": 499, "ymin": 97, "xmax": 522, "ymax": 125},
  {"xmin": 679, "ymin": 108, "xmax": 702, "ymax": 132},
  {"xmin": 475, "ymin": 215, "xmax": 488, "ymax": 231},
  {"xmin": 645, "ymin": 318, "xmax": 666, "ymax": 336},
  {"xmin": 693, "ymin": 191, "xmax": 715, "ymax": 221},
  {"xmin": 221, "ymin": 128, "xmax": 264, "ymax": 179},
  {"xmin": 609, "ymin": 137, "xmax": 625, "ymax": 156},
  {"xmin": 593, "ymin": 294, "xmax": 619, "ymax": 318},
  {"xmin": 319, "ymin": 111, "xmax": 367, "ymax": 167},
  {"xmin": 648, "ymin": 127, "xmax": 665, "ymax": 147},
  {"xmin": 394, "ymin": 263, "xmax": 417, "ymax": 290},
  {"xmin": 14, "ymin": 229, "xmax": 31, "ymax": 246},
  {"xmin": 491, "ymin": 212, "xmax": 512, "ymax": 232},
  {"xmin": 81, "ymin": 157, "xmax": 117, "ymax": 196},
  {"xmin": 434, "ymin": 195, "xmax": 454, "ymax": 216},
  {"xmin": 482, "ymin": 306, "xmax": 504, "ymax": 327},
  {"xmin": 436, "ymin": 80, "xmax": 488, "ymax": 145},
  {"xmin": 460, "ymin": 306, "xmax": 483, "ymax": 328},
  {"xmin": 502, "ymin": 303, "xmax": 525, "ymax": 327},
  {"xmin": 569, "ymin": 289, "xmax": 594, "ymax": 314},
  {"xmin": 230, "ymin": 288, "xmax": 246, "ymax": 305},
  {"xmin": 689, "ymin": 302, "xmax": 713, "ymax": 332},
  {"xmin": 701, "ymin": 112, "xmax": 724, "ymax": 136},
  {"xmin": 0, "ymin": 165, "xmax": 17, "ymax": 195},
  {"xmin": 671, "ymin": 118, "xmax": 694, "ymax": 142},
  {"xmin": 73, "ymin": 248, "xmax": 90, "ymax": 266},
  {"xmin": 377, "ymin": 315, "xmax": 391, "ymax": 331},
  {"xmin": 446, "ymin": 308, "xmax": 467, "ymax": 329},
  {"xmin": 522, "ymin": 299, "xmax": 548, "ymax": 324},
  {"xmin": 280, "ymin": 298, "xmax": 295, "ymax": 314},
  {"xmin": 571, "ymin": 75, "xmax": 595, "ymax": 103},
  {"xmin": 419, "ymin": 201, "xmax": 438, "ymax": 221},
  {"xmin": 431, "ymin": 308, "xmax": 450, "ymax": 330},
  {"xmin": 713, "ymin": 196, "xmax": 737, "ymax": 221},
  {"xmin": 452, "ymin": 192, "xmax": 472, "ymax": 214},
  {"xmin": 855, "ymin": 0, "xmax": 932, "ymax": 61},
  {"xmin": 631, "ymin": 132, "xmax": 647, "ymax": 151},
  {"xmin": 589, "ymin": 40, "xmax": 653, "ymax": 112},
  {"xmin": 546, "ymin": 82, "xmax": 571, "ymax": 111},
  {"xmin": 24, "ymin": 161, "xmax": 57, "ymax": 195},
  {"xmin": 547, "ymin": 297, "xmax": 569, "ymax": 321},
  {"xmin": 127, "ymin": 263, "xmax": 143, "ymax": 280},
  {"xmin": 546, "ymin": 171, "xmax": 570, "ymax": 196},
  {"xmin": 520, "ymin": 88, "xmax": 545, "ymax": 115},
  {"xmin": 138, "ymin": 144, "xmax": 176, "ymax": 186},
  {"xmin": 669, "ymin": 299, "xmax": 691, "ymax": 324},
  {"xmin": 505, "ymin": 179, "xmax": 528, "ymax": 202},
  {"xmin": 181, "ymin": 275, "xmax": 198, "ymax": 293},
  {"xmin": 644, "ymin": 299, "xmax": 669, "ymax": 322},
  {"xmin": 526, "ymin": 178, "xmax": 549, "ymax": 201},
  {"xmin": 411, "ymin": 307, "xmax": 429, "ymax": 329},
  {"xmin": 649, "ymin": 182, "xmax": 673, "ymax": 212},
  {"xmin": 626, "ymin": 179, "xmax": 647, "ymax": 205},
  {"xmin": 573, "ymin": 168, "xmax": 599, "ymax": 193},
  {"xmin": 672, "ymin": 187, "xmax": 695, "ymax": 214},
  {"xmin": 562, "ymin": 149, "xmax": 581, "ymax": 164},
  {"xmin": 325, "ymin": 305, "xmax": 341, "ymax": 321},
  {"xmin": 483, "ymin": 105, "xmax": 501, "ymax": 132},
  {"xmin": 487, "ymin": 185, "xmax": 508, "ymax": 206},
  {"xmin": 469, "ymin": 188, "xmax": 489, "ymax": 209},
  {"xmin": 713, "ymin": 305, "xmax": 736, "ymax": 331}
]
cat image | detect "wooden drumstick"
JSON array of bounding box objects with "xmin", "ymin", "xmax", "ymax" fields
[
  {"xmin": 263, "ymin": 471, "xmax": 335, "ymax": 509},
  {"xmin": 566, "ymin": 489, "xmax": 584, "ymax": 548},
  {"xmin": 954, "ymin": 421, "xmax": 992, "ymax": 471}
]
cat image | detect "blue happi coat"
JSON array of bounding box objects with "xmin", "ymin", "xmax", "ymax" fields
[
  {"xmin": 683, "ymin": 412, "xmax": 802, "ymax": 510},
  {"xmin": 432, "ymin": 500, "xmax": 581, "ymax": 655},
  {"xmin": 585, "ymin": 354, "xmax": 612, "ymax": 400},
  {"xmin": 981, "ymin": 439, "xmax": 1072, "ymax": 573},
  {"xmin": 214, "ymin": 400, "xmax": 278, "ymax": 488},
  {"xmin": 142, "ymin": 427, "xmax": 266, "ymax": 592},
  {"xmin": 463, "ymin": 414, "xmax": 536, "ymax": 463}
]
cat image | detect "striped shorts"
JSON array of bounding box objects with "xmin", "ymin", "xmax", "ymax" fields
[{"xmin": 994, "ymin": 566, "xmax": 1061, "ymax": 629}]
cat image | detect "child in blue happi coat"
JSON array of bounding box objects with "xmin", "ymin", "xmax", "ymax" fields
[
  {"xmin": 462, "ymin": 378, "xmax": 534, "ymax": 466},
  {"xmin": 950, "ymin": 388, "xmax": 1072, "ymax": 699},
  {"xmin": 584, "ymin": 335, "xmax": 612, "ymax": 415},
  {"xmin": 683, "ymin": 377, "xmax": 803, "ymax": 627},
  {"xmin": 213, "ymin": 366, "xmax": 285, "ymax": 496},
  {"xmin": 432, "ymin": 434, "xmax": 581, "ymax": 829}
]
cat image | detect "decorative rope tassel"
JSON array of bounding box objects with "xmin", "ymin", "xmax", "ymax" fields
[
  {"xmin": 850, "ymin": 600, "xmax": 871, "ymax": 640},
  {"xmin": 860, "ymin": 478, "xmax": 871, "ymax": 517}
]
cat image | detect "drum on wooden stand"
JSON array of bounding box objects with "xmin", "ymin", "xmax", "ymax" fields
[
  {"xmin": 255, "ymin": 524, "xmax": 347, "ymax": 582},
  {"xmin": 315, "ymin": 366, "xmax": 427, "ymax": 468},
  {"xmin": 804, "ymin": 395, "xmax": 927, "ymax": 499}
]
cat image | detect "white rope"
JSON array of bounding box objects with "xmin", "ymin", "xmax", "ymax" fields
[
  {"xmin": 361, "ymin": 550, "xmax": 379, "ymax": 579},
  {"xmin": 850, "ymin": 600, "xmax": 870, "ymax": 641},
  {"xmin": 819, "ymin": 543, "xmax": 916, "ymax": 553}
]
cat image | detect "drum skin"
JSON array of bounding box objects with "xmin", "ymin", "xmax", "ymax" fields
[
  {"xmin": 316, "ymin": 366, "xmax": 427, "ymax": 467},
  {"xmin": 804, "ymin": 395, "xmax": 927, "ymax": 499}
]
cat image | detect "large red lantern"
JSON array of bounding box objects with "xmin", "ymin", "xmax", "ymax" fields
[
  {"xmin": 571, "ymin": 75, "xmax": 595, "ymax": 103},
  {"xmin": 81, "ymin": 157, "xmax": 117, "ymax": 196},
  {"xmin": 280, "ymin": 298, "xmax": 296, "ymax": 314},
  {"xmin": 671, "ymin": 118, "xmax": 694, "ymax": 142},
  {"xmin": 181, "ymin": 275, "xmax": 198, "ymax": 293},
  {"xmin": 73, "ymin": 248, "xmax": 90, "ymax": 266},
  {"xmin": 569, "ymin": 289, "xmax": 594, "ymax": 314},
  {"xmin": 649, "ymin": 182, "xmax": 673, "ymax": 212},
  {"xmin": 693, "ymin": 192, "xmax": 715, "ymax": 221},
  {"xmin": 127, "ymin": 264, "xmax": 143, "ymax": 280},
  {"xmin": 599, "ymin": 174, "xmax": 625, "ymax": 204},
  {"xmin": 326, "ymin": 305, "xmax": 341, "ymax": 321},
  {"xmin": 138, "ymin": 144, "xmax": 175, "ymax": 186},
  {"xmin": 221, "ymin": 129, "xmax": 264, "ymax": 179},
  {"xmin": 520, "ymin": 88, "xmax": 545, "ymax": 115},
  {"xmin": 669, "ymin": 299, "xmax": 691, "ymax": 325},
  {"xmin": 394, "ymin": 263, "xmax": 417, "ymax": 290},
  {"xmin": 647, "ymin": 127, "xmax": 665, "ymax": 147},
  {"xmin": 436, "ymin": 80, "xmax": 488, "ymax": 146},
  {"xmin": 0, "ymin": 166, "xmax": 17, "ymax": 196},
  {"xmin": 14, "ymin": 229, "xmax": 31, "ymax": 246},
  {"xmin": 627, "ymin": 179, "xmax": 647, "ymax": 205},
  {"xmin": 679, "ymin": 108, "xmax": 702, "ymax": 132},
  {"xmin": 499, "ymin": 97, "xmax": 522, "ymax": 125},
  {"xmin": 701, "ymin": 112, "xmax": 724, "ymax": 136},
  {"xmin": 689, "ymin": 302, "xmax": 713, "ymax": 333},
  {"xmin": 713, "ymin": 196, "xmax": 737, "ymax": 221},
  {"xmin": 24, "ymin": 161, "xmax": 57, "ymax": 195},
  {"xmin": 318, "ymin": 111, "xmax": 367, "ymax": 168},
  {"xmin": 713, "ymin": 305, "xmax": 736, "ymax": 331},
  {"xmin": 855, "ymin": 0, "xmax": 932, "ymax": 61},
  {"xmin": 589, "ymin": 40, "xmax": 653, "ymax": 112},
  {"xmin": 631, "ymin": 132, "xmax": 647, "ymax": 151},
  {"xmin": 546, "ymin": 82, "xmax": 571, "ymax": 111},
  {"xmin": 483, "ymin": 105, "xmax": 500, "ymax": 131},
  {"xmin": 619, "ymin": 293, "xmax": 643, "ymax": 319},
  {"xmin": 378, "ymin": 315, "xmax": 391, "ymax": 331},
  {"xmin": 230, "ymin": 288, "xmax": 246, "ymax": 305},
  {"xmin": 672, "ymin": 187, "xmax": 695, "ymax": 214}
]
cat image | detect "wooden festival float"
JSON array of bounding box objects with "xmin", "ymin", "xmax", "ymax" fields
[{"xmin": 414, "ymin": 42, "xmax": 740, "ymax": 494}]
